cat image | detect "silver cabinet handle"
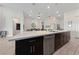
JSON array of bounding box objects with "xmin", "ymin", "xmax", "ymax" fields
[
  {"xmin": 32, "ymin": 45, "xmax": 35, "ymax": 53},
  {"xmin": 30, "ymin": 46, "xmax": 33, "ymax": 53},
  {"xmin": 29, "ymin": 40, "xmax": 36, "ymax": 42},
  {"xmin": 30, "ymin": 45, "xmax": 35, "ymax": 53},
  {"xmin": 44, "ymin": 35, "xmax": 55, "ymax": 39}
]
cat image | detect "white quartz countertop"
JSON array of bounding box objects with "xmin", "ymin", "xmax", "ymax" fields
[{"xmin": 6, "ymin": 30, "xmax": 70, "ymax": 41}]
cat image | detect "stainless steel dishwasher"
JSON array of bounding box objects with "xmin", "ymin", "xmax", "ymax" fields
[{"xmin": 43, "ymin": 34, "xmax": 55, "ymax": 55}]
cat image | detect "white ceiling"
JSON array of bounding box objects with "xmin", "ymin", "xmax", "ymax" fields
[{"xmin": 0, "ymin": 3, "xmax": 79, "ymax": 18}]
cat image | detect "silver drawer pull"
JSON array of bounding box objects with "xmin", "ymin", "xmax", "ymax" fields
[
  {"xmin": 44, "ymin": 36, "xmax": 55, "ymax": 39},
  {"xmin": 29, "ymin": 40, "xmax": 36, "ymax": 42}
]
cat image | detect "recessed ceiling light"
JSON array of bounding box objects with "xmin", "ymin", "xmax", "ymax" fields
[
  {"xmin": 58, "ymin": 14, "xmax": 61, "ymax": 17},
  {"xmin": 30, "ymin": 10, "xmax": 32, "ymax": 13},
  {"xmin": 29, "ymin": 14, "xmax": 32, "ymax": 16},
  {"xmin": 68, "ymin": 24, "xmax": 72, "ymax": 27},
  {"xmin": 56, "ymin": 11, "xmax": 59, "ymax": 14},
  {"xmin": 47, "ymin": 6, "xmax": 50, "ymax": 9}
]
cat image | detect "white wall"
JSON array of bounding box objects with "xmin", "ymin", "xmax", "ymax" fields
[
  {"xmin": 64, "ymin": 9, "xmax": 79, "ymax": 38},
  {"xmin": 0, "ymin": 6, "xmax": 64, "ymax": 36},
  {"xmin": 56, "ymin": 16, "xmax": 64, "ymax": 30},
  {"xmin": 12, "ymin": 10, "xmax": 24, "ymax": 35},
  {"xmin": 0, "ymin": 6, "xmax": 24, "ymax": 37},
  {"xmin": 0, "ymin": 7, "xmax": 6, "ymax": 31},
  {"xmin": 44, "ymin": 16, "xmax": 57, "ymax": 30}
]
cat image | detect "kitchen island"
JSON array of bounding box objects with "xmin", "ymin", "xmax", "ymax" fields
[{"xmin": 7, "ymin": 30, "xmax": 70, "ymax": 55}]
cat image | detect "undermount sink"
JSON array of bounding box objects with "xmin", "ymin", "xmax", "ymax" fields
[
  {"xmin": 48, "ymin": 29, "xmax": 64, "ymax": 32},
  {"xmin": 52, "ymin": 31, "xmax": 57, "ymax": 32},
  {"xmin": 47, "ymin": 29, "xmax": 58, "ymax": 32}
]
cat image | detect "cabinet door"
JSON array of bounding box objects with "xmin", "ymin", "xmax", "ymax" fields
[
  {"xmin": 16, "ymin": 37, "xmax": 43, "ymax": 55},
  {"xmin": 59, "ymin": 33, "xmax": 64, "ymax": 46},
  {"xmin": 33, "ymin": 38, "xmax": 43, "ymax": 55},
  {"xmin": 63, "ymin": 32, "xmax": 66, "ymax": 44},
  {"xmin": 66, "ymin": 32, "xmax": 70, "ymax": 42},
  {"xmin": 63, "ymin": 32, "xmax": 70, "ymax": 44},
  {"xmin": 55, "ymin": 32, "xmax": 70, "ymax": 51},
  {"xmin": 55, "ymin": 34, "xmax": 61, "ymax": 51},
  {"xmin": 16, "ymin": 39, "xmax": 33, "ymax": 55}
]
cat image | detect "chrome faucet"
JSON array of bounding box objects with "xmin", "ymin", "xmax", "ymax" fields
[{"xmin": 41, "ymin": 22, "xmax": 44, "ymax": 30}]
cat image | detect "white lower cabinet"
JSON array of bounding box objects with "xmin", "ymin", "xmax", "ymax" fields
[{"xmin": 43, "ymin": 35, "xmax": 54, "ymax": 55}]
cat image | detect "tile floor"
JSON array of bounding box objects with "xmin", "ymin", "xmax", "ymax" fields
[
  {"xmin": 1, "ymin": 37, "xmax": 79, "ymax": 55},
  {"xmin": 53, "ymin": 37, "xmax": 79, "ymax": 55},
  {"xmin": 0, "ymin": 39, "xmax": 15, "ymax": 55}
]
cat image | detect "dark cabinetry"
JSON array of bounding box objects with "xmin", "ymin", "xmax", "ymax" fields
[
  {"xmin": 66, "ymin": 32, "xmax": 70, "ymax": 43},
  {"xmin": 55, "ymin": 32, "xmax": 70, "ymax": 51},
  {"xmin": 55, "ymin": 33, "xmax": 63, "ymax": 51},
  {"xmin": 16, "ymin": 37, "xmax": 43, "ymax": 55},
  {"xmin": 15, "ymin": 31, "xmax": 70, "ymax": 55},
  {"xmin": 63, "ymin": 32, "xmax": 70, "ymax": 44}
]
